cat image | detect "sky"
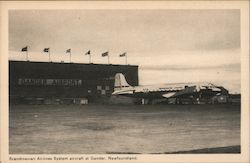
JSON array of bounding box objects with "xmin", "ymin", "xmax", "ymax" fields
[{"xmin": 9, "ymin": 10, "xmax": 241, "ymax": 93}]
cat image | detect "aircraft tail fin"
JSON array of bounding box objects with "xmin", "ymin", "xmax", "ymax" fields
[{"xmin": 114, "ymin": 73, "xmax": 132, "ymax": 91}]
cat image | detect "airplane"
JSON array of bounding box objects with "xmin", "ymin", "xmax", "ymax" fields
[{"xmin": 112, "ymin": 73, "xmax": 229, "ymax": 104}]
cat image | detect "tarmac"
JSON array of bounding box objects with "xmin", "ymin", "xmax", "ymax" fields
[{"xmin": 9, "ymin": 104, "xmax": 240, "ymax": 154}]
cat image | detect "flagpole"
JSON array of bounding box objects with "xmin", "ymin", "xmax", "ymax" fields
[
  {"xmin": 108, "ymin": 55, "xmax": 110, "ymax": 64},
  {"xmin": 26, "ymin": 50, "xmax": 28, "ymax": 61},
  {"xmin": 70, "ymin": 51, "xmax": 71, "ymax": 63},
  {"xmin": 49, "ymin": 49, "xmax": 51, "ymax": 62},
  {"xmin": 26, "ymin": 46, "xmax": 28, "ymax": 61},
  {"xmin": 89, "ymin": 54, "xmax": 91, "ymax": 63}
]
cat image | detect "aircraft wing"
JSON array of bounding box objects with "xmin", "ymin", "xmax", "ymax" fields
[
  {"xmin": 162, "ymin": 86, "xmax": 197, "ymax": 98},
  {"xmin": 162, "ymin": 92, "xmax": 176, "ymax": 98}
]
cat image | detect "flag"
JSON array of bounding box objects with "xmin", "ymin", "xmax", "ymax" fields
[
  {"xmin": 119, "ymin": 52, "xmax": 126, "ymax": 57},
  {"xmin": 21, "ymin": 46, "xmax": 28, "ymax": 52},
  {"xmin": 102, "ymin": 51, "xmax": 109, "ymax": 57},
  {"xmin": 43, "ymin": 48, "xmax": 49, "ymax": 53},
  {"xmin": 85, "ymin": 50, "xmax": 91, "ymax": 55},
  {"xmin": 66, "ymin": 49, "xmax": 71, "ymax": 53}
]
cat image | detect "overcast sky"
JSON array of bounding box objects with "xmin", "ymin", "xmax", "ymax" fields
[{"xmin": 9, "ymin": 10, "xmax": 241, "ymax": 93}]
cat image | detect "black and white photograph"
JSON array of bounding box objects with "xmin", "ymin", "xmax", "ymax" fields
[{"xmin": 1, "ymin": 1, "xmax": 249, "ymax": 163}]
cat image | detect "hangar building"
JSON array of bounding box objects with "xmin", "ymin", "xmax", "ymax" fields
[{"xmin": 9, "ymin": 60, "xmax": 138, "ymax": 104}]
